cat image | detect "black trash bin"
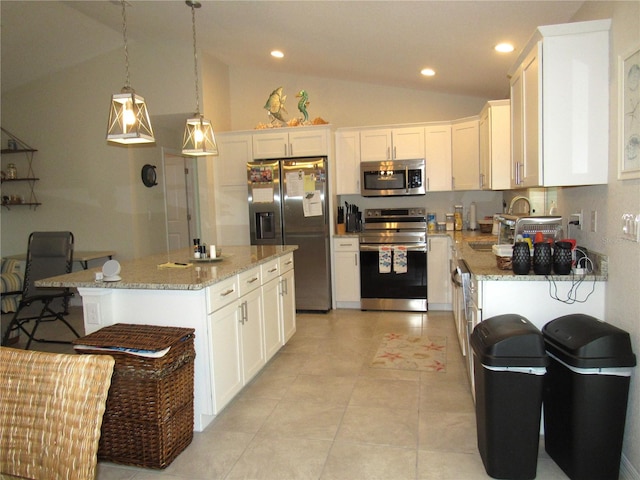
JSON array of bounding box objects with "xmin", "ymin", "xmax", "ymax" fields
[
  {"xmin": 471, "ymin": 314, "xmax": 549, "ymax": 480},
  {"xmin": 542, "ymin": 314, "xmax": 636, "ymax": 480}
]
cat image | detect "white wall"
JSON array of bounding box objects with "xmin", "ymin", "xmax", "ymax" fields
[
  {"xmin": 227, "ymin": 65, "xmax": 489, "ymax": 131},
  {"xmin": 562, "ymin": 3, "xmax": 640, "ymax": 477},
  {"xmin": 0, "ymin": 41, "xmax": 200, "ymax": 261}
]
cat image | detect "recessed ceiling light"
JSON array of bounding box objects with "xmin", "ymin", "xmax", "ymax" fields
[
  {"xmin": 495, "ymin": 43, "xmax": 515, "ymax": 53},
  {"xmin": 271, "ymin": 50, "xmax": 284, "ymax": 58},
  {"xmin": 421, "ymin": 68, "xmax": 436, "ymax": 77}
]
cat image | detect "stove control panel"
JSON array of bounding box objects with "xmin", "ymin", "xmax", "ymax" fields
[{"xmin": 365, "ymin": 207, "xmax": 426, "ymax": 218}]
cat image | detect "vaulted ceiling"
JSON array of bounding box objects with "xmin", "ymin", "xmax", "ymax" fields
[{"xmin": 1, "ymin": 1, "xmax": 585, "ymax": 98}]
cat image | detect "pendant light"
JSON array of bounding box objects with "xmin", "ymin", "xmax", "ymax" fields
[
  {"xmin": 182, "ymin": 0, "xmax": 218, "ymax": 156},
  {"xmin": 106, "ymin": 0, "xmax": 155, "ymax": 144}
]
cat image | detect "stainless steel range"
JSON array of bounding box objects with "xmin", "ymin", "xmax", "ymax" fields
[{"xmin": 359, "ymin": 207, "xmax": 428, "ymax": 312}]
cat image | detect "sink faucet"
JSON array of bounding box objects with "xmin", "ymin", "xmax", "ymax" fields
[{"xmin": 508, "ymin": 196, "xmax": 531, "ymax": 215}]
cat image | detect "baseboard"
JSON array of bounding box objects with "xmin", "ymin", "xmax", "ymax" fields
[{"xmin": 621, "ymin": 453, "xmax": 640, "ymax": 480}]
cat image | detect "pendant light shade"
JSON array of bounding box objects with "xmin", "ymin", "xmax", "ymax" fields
[
  {"xmin": 183, "ymin": 114, "xmax": 218, "ymax": 156},
  {"xmin": 182, "ymin": 1, "xmax": 218, "ymax": 156},
  {"xmin": 107, "ymin": 88, "xmax": 154, "ymax": 144},
  {"xmin": 107, "ymin": 0, "xmax": 155, "ymax": 145}
]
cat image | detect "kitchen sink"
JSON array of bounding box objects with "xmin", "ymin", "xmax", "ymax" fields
[{"xmin": 467, "ymin": 242, "xmax": 494, "ymax": 252}]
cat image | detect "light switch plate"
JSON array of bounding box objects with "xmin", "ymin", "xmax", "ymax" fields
[{"xmin": 621, "ymin": 213, "xmax": 640, "ymax": 242}]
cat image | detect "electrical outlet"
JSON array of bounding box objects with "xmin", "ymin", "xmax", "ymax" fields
[
  {"xmin": 85, "ymin": 303, "xmax": 100, "ymax": 325},
  {"xmin": 570, "ymin": 212, "xmax": 583, "ymax": 230},
  {"xmin": 590, "ymin": 210, "xmax": 597, "ymax": 233}
]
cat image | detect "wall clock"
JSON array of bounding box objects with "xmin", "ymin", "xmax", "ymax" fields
[{"xmin": 141, "ymin": 164, "xmax": 157, "ymax": 187}]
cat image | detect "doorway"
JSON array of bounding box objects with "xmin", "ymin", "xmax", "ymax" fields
[{"xmin": 162, "ymin": 149, "xmax": 199, "ymax": 251}]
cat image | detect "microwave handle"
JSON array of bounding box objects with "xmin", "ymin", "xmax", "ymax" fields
[{"xmin": 405, "ymin": 165, "xmax": 409, "ymax": 193}]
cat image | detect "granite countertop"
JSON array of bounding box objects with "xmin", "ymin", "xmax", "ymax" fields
[
  {"xmin": 36, "ymin": 245, "xmax": 298, "ymax": 291},
  {"xmin": 440, "ymin": 230, "xmax": 608, "ymax": 282}
]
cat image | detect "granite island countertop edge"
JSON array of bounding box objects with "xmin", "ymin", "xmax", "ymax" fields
[{"xmin": 35, "ymin": 245, "xmax": 299, "ymax": 291}]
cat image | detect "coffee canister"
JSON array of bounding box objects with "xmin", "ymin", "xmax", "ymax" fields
[
  {"xmin": 512, "ymin": 242, "xmax": 531, "ymax": 275},
  {"xmin": 533, "ymin": 242, "xmax": 552, "ymax": 275}
]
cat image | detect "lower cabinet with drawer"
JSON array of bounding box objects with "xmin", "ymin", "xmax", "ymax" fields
[
  {"xmin": 208, "ymin": 257, "xmax": 296, "ymax": 414},
  {"xmin": 333, "ymin": 236, "xmax": 361, "ymax": 308}
]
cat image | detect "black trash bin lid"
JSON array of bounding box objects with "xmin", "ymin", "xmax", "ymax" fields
[
  {"xmin": 543, "ymin": 314, "xmax": 636, "ymax": 368},
  {"xmin": 471, "ymin": 314, "xmax": 548, "ymax": 367}
]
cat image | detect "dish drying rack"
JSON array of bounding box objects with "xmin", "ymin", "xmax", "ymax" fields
[{"xmin": 497, "ymin": 215, "xmax": 563, "ymax": 245}]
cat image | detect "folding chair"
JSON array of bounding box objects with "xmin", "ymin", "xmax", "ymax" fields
[{"xmin": 1, "ymin": 231, "xmax": 79, "ymax": 349}]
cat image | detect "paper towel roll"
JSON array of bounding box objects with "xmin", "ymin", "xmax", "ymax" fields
[{"xmin": 470, "ymin": 202, "xmax": 477, "ymax": 230}]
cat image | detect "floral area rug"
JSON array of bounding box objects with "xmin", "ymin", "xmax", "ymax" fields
[{"xmin": 371, "ymin": 333, "xmax": 446, "ymax": 372}]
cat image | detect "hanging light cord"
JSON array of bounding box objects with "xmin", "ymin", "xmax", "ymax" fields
[
  {"xmin": 120, "ymin": 0, "xmax": 132, "ymax": 92},
  {"xmin": 189, "ymin": 1, "xmax": 201, "ymax": 115}
]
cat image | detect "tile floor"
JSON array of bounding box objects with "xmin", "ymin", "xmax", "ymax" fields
[{"xmin": 2, "ymin": 307, "xmax": 570, "ymax": 480}]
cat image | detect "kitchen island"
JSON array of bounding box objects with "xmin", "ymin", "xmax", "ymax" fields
[{"xmin": 38, "ymin": 245, "xmax": 298, "ymax": 431}]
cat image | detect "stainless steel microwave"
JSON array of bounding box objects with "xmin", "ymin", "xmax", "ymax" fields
[{"xmin": 360, "ymin": 159, "xmax": 426, "ymax": 196}]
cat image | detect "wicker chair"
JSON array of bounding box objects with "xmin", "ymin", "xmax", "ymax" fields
[{"xmin": 0, "ymin": 347, "xmax": 115, "ymax": 480}]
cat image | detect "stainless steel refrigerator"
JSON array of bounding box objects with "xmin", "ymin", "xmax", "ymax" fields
[{"xmin": 248, "ymin": 157, "xmax": 331, "ymax": 311}]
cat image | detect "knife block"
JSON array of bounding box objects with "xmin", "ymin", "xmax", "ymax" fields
[{"xmin": 346, "ymin": 213, "xmax": 360, "ymax": 233}]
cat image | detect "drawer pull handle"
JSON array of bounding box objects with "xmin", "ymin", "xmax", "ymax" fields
[
  {"xmin": 220, "ymin": 288, "xmax": 235, "ymax": 297},
  {"xmin": 268, "ymin": 267, "xmax": 278, "ymax": 273},
  {"xmin": 247, "ymin": 277, "xmax": 259, "ymax": 284},
  {"xmin": 284, "ymin": 260, "xmax": 293, "ymax": 266}
]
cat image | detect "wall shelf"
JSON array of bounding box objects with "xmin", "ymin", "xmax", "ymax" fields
[{"xmin": 1, "ymin": 128, "xmax": 40, "ymax": 210}]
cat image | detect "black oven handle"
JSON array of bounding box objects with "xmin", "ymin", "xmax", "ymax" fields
[{"xmin": 360, "ymin": 244, "xmax": 427, "ymax": 253}]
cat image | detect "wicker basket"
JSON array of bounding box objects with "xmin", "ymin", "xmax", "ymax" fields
[
  {"xmin": 73, "ymin": 324, "xmax": 195, "ymax": 469},
  {"xmin": 496, "ymin": 256, "xmax": 513, "ymax": 270}
]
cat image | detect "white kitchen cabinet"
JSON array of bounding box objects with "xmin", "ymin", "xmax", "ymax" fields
[
  {"xmin": 261, "ymin": 259, "xmax": 283, "ymax": 361},
  {"xmin": 216, "ymin": 132, "xmax": 253, "ymax": 186},
  {"xmin": 479, "ymin": 100, "xmax": 511, "ymax": 191},
  {"xmin": 427, "ymin": 236, "xmax": 452, "ymax": 309},
  {"xmin": 451, "ymin": 117, "xmax": 480, "ymax": 191},
  {"xmin": 424, "ymin": 123, "xmax": 452, "ymax": 191},
  {"xmin": 208, "ymin": 300, "xmax": 243, "ymax": 413},
  {"xmin": 509, "ymin": 19, "xmax": 610, "ymax": 187},
  {"xmin": 252, "ymin": 126, "xmax": 329, "ymax": 159},
  {"xmin": 335, "ymin": 130, "xmax": 361, "ymax": 194},
  {"xmin": 239, "ymin": 286, "xmax": 266, "ymax": 383},
  {"xmin": 207, "ymin": 276, "xmax": 242, "ymax": 414},
  {"xmin": 279, "ymin": 253, "xmax": 296, "ymax": 343},
  {"xmin": 214, "ymin": 133, "xmax": 252, "ymax": 246},
  {"xmin": 477, "ymin": 279, "xmax": 605, "ymax": 332},
  {"xmin": 332, "ymin": 236, "xmax": 360, "ymax": 308},
  {"xmin": 360, "ymin": 126, "xmax": 425, "ymax": 161}
]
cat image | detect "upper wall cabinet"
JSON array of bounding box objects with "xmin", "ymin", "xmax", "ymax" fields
[
  {"xmin": 335, "ymin": 130, "xmax": 361, "ymax": 195},
  {"xmin": 509, "ymin": 19, "xmax": 611, "ymax": 188},
  {"xmin": 451, "ymin": 117, "xmax": 480, "ymax": 191},
  {"xmin": 479, "ymin": 100, "xmax": 511, "ymax": 190},
  {"xmin": 252, "ymin": 126, "xmax": 329, "ymax": 159},
  {"xmin": 424, "ymin": 124, "xmax": 452, "ymax": 192},
  {"xmin": 360, "ymin": 126, "xmax": 425, "ymax": 161}
]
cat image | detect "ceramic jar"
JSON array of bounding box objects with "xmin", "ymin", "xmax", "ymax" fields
[
  {"xmin": 512, "ymin": 242, "xmax": 531, "ymax": 274},
  {"xmin": 553, "ymin": 241, "xmax": 573, "ymax": 275},
  {"xmin": 533, "ymin": 242, "xmax": 553, "ymax": 275}
]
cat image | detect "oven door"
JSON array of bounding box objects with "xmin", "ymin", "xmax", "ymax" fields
[{"xmin": 359, "ymin": 244, "xmax": 427, "ymax": 311}]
